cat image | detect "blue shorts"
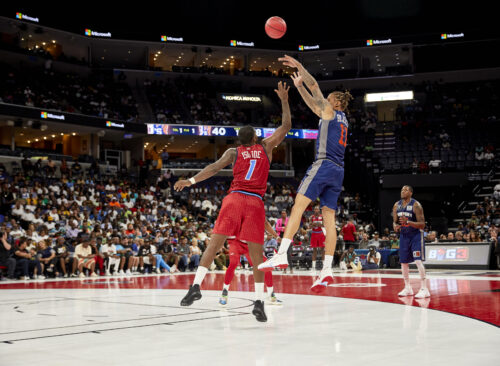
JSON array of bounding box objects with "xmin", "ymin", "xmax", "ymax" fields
[
  {"xmin": 399, "ymin": 230, "xmax": 425, "ymax": 263},
  {"xmin": 297, "ymin": 159, "xmax": 344, "ymax": 210}
]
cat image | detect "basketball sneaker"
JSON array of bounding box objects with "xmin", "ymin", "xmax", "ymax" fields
[
  {"xmin": 180, "ymin": 284, "xmax": 202, "ymax": 306},
  {"xmin": 267, "ymin": 293, "xmax": 283, "ymax": 306},
  {"xmin": 414, "ymin": 287, "xmax": 430, "ymax": 298},
  {"xmin": 398, "ymin": 287, "xmax": 414, "ymax": 296},
  {"xmin": 219, "ymin": 289, "xmax": 228, "ymax": 306},
  {"xmin": 252, "ymin": 300, "xmax": 267, "ymax": 322},
  {"xmin": 310, "ymin": 268, "xmax": 334, "ymax": 293},
  {"xmin": 258, "ymin": 252, "xmax": 288, "ymax": 272}
]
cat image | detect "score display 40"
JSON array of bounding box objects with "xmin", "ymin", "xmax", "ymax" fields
[{"xmin": 147, "ymin": 124, "xmax": 318, "ymax": 140}]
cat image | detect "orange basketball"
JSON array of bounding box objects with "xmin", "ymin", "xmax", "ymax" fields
[{"xmin": 265, "ymin": 16, "xmax": 287, "ymax": 39}]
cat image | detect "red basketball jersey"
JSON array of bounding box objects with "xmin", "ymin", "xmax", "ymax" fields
[
  {"xmin": 311, "ymin": 215, "xmax": 324, "ymax": 234},
  {"xmin": 228, "ymin": 144, "xmax": 270, "ymax": 197}
]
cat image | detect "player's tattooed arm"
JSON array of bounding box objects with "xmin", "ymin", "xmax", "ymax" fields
[
  {"xmin": 392, "ymin": 202, "xmax": 401, "ymax": 232},
  {"xmin": 173, "ymin": 148, "xmax": 236, "ymax": 191},
  {"xmin": 280, "ymin": 55, "xmax": 334, "ymax": 120},
  {"xmin": 409, "ymin": 202, "xmax": 426, "ymax": 229}
]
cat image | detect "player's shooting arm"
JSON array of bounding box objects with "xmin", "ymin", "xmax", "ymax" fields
[
  {"xmin": 280, "ymin": 55, "xmax": 334, "ymax": 120},
  {"xmin": 407, "ymin": 202, "xmax": 426, "ymax": 229},
  {"xmin": 262, "ymin": 81, "xmax": 291, "ymax": 156},
  {"xmin": 173, "ymin": 148, "xmax": 236, "ymax": 191}
]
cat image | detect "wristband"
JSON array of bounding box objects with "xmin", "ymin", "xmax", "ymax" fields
[{"xmin": 189, "ymin": 177, "xmax": 196, "ymax": 185}]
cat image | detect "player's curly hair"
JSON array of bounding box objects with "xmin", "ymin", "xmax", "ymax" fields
[{"xmin": 329, "ymin": 90, "xmax": 353, "ymax": 112}]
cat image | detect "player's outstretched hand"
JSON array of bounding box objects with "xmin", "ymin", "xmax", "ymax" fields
[
  {"xmin": 290, "ymin": 72, "xmax": 303, "ymax": 88},
  {"xmin": 278, "ymin": 54, "xmax": 301, "ymax": 69},
  {"xmin": 274, "ymin": 81, "xmax": 290, "ymax": 101},
  {"xmin": 174, "ymin": 179, "xmax": 192, "ymax": 192}
]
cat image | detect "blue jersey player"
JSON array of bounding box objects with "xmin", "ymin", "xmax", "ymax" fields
[
  {"xmin": 259, "ymin": 55, "xmax": 353, "ymax": 293},
  {"xmin": 393, "ymin": 185, "xmax": 430, "ymax": 298}
]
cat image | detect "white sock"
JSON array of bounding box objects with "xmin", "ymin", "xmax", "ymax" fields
[
  {"xmin": 255, "ymin": 282, "xmax": 265, "ymax": 301},
  {"xmin": 278, "ymin": 238, "xmax": 292, "ymax": 255},
  {"xmin": 312, "ymin": 260, "xmax": 316, "ymax": 269},
  {"xmin": 415, "ymin": 260, "xmax": 427, "ymax": 289},
  {"xmin": 223, "ymin": 283, "xmax": 230, "ymax": 291},
  {"xmin": 402, "ymin": 264, "xmax": 411, "ymax": 288},
  {"xmin": 323, "ymin": 255, "xmax": 333, "ymax": 269},
  {"xmin": 193, "ymin": 266, "xmax": 208, "ymax": 286},
  {"xmin": 267, "ymin": 286, "xmax": 274, "ymax": 297}
]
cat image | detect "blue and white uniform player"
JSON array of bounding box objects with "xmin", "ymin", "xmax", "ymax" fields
[
  {"xmin": 393, "ymin": 185, "xmax": 430, "ymax": 298},
  {"xmin": 259, "ymin": 54, "xmax": 353, "ymax": 293}
]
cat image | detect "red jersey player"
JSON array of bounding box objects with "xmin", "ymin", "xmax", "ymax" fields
[
  {"xmin": 175, "ymin": 81, "xmax": 291, "ymax": 322},
  {"xmin": 309, "ymin": 206, "xmax": 325, "ymax": 272},
  {"xmin": 219, "ymin": 219, "xmax": 282, "ymax": 307}
]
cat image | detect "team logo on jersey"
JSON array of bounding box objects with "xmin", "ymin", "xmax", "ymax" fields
[
  {"xmin": 413, "ymin": 251, "xmax": 421, "ymax": 258},
  {"xmin": 406, "ymin": 205, "xmax": 413, "ymax": 211}
]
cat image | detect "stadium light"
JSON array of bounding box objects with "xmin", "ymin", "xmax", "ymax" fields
[{"xmin": 365, "ymin": 91, "xmax": 414, "ymax": 102}]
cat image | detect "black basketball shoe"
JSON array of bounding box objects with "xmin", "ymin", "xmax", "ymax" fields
[
  {"xmin": 180, "ymin": 284, "xmax": 202, "ymax": 306},
  {"xmin": 252, "ymin": 300, "xmax": 267, "ymax": 322}
]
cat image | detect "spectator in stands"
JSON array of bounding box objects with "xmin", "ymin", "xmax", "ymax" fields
[
  {"xmin": 54, "ymin": 236, "xmax": 70, "ymax": 278},
  {"xmin": 189, "ymin": 238, "xmax": 201, "ymax": 271},
  {"xmin": 13, "ymin": 237, "xmax": 44, "ymax": 280},
  {"xmin": 475, "ymin": 146, "xmax": 484, "ymax": 160},
  {"xmin": 411, "ymin": 158, "xmax": 419, "ymax": 174},
  {"xmin": 358, "ymin": 233, "xmax": 370, "ymax": 249},
  {"xmin": 75, "ymin": 239, "xmax": 97, "ymax": 278},
  {"xmin": 100, "ymin": 239, "xmax": 121, "ymax": 275},
  {"xmin": 341, "ymin": 218, "xmax": 357, "ymax": 246},
  {"xmin": 137, "ymin": 239, "xmax": 157, "ymax": 274},
  {"xmin": 418, "ymin": 161, "xmax": 429, "ymax": 174},
  {"xmin": 177, "ymin": 237, "xmax": 191, "ymax": 271},
  {"xmin": 264, "ymin": 233, "xmax": 278, "ymax": 254},
  {"xmin": 389, "ymin": 232, "xmax": 399, "ymax": 248},
  {"xmin": 72, "ymin": 161, "xmax": 83, "ymax": 178},
  {"xmin": 454, "ymin": 231, "xmax": 465, "ymax": 242},
  {"xmin": 38, "ymin": 240, "xmax": 56, "ymax": 276},
  {"xmin": 426, "ymin": 231, "xmax": 439, "ymax": 243},
  {"xmin": 369, "ymin": 231, "xmax": 381, "ymax": 248},
  {"xmin": 339, "ymin": 246, "xmax": 360, "ymax": 271},
  {"xmin": 275, "ymin": 210, "xmax": 289, "ymax": 238},
  {"xmin": 214, "ymin": 243, "xmax": 229, "ymax": 270},
  {"xmin": 468, "ymin": 230, "xmax": 481, "ymax": 242},
  {"xmin": 428, "ymin": 159, "xmax": 441, "ymax": 174},
  {"xmin": 0, "ymin": 232, "xmax": 15, "ymax": 280},
  {"xmin": 361, "ymin": 246, "xmax": 381, "ymax": 270}
]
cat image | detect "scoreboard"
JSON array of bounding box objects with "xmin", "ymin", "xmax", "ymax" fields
[{"xmin": 147, "ymin": 124, "xmax": 318, "ymax": 140}]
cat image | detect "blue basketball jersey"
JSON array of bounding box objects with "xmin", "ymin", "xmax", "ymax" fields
[
  {"xmin": 396, "ymin": 198, "xmax": 421, "ymax": 235},
  {"xmin": 315, "ymin": 111, "xmax": 349, "ymax": 167}
]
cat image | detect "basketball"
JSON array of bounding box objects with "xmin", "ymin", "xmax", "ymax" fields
[{"xmin": 265, "ymin": 16, "xmax": 287, "ymax": 39}]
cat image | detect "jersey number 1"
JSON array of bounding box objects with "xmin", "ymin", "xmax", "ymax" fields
[
  {"xmin": 245, "ymin": 159, "xmax": 257, "ymax": 180},
  {"xmin": 339, "ymin": 124, "xmax": 348, "ymax": 147}
]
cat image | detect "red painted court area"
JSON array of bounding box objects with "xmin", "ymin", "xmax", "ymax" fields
[{"xmin": 1, "ymin": 272, "xmax": 499, "ymax": 326}]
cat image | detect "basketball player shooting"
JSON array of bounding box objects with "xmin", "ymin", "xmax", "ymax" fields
[
  {"xmin": 174, "ymin": 81, "xmax": 291, "ymax": 322},
  {"xmin": 259, "ymin": 55, "xmax": 353, "ymax": 294}
]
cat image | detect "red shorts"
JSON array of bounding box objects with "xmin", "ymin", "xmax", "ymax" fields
[
  {"xmin": 213, "ymin": 192, "xmax": 265, "ymax": 245},
  {"xmin": 228, "ymin": 239, "xmax": 266, "ymax": 265},
  {"xmin": 310, "ymin": 232, "xmax": 325, "ymax": 248}
]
